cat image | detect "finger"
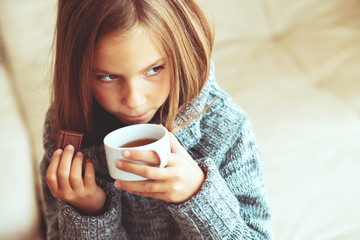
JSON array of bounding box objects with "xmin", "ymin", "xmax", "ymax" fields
[
  {"xmin": 116, "ymin": 159, "xmax": 168, "ymax": 180},
  {"xmin": 128, "ymin": 191, "xmax": 162, "ymax": 200},
  {"xmin": 84, "ymin": 159, "xmax": 96, "ymax": 188},
  {"xmin": 114, "ymin": 180, "xmax": 165, "ymax": 194},
  {"xmin": 69, "ymin": 152, "xmax": 84, "ymax": 190},
  {"xmin": 57, "ymin": 145, "xmax": 75, "ymax": 189},
  {"xmin": 46, "ymin": 149, "xmax": 62, "ymax": 195},
  {"xmin": 122, "ymin": 149, "xmax": 160, "ymax": 166}
]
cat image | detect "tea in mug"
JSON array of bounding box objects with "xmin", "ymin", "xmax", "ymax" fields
[{"xmin": 120, "ymin": 138, "xmax": 157, "ymax": 148}]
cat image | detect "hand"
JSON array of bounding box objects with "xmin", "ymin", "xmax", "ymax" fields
[
  {"xmin": 46, "ymin": 145, "xmax": 106, "ymax": 215},
  {"xmin": 114, "ymin": 133, "xmax": 205, "ymax": 203}
]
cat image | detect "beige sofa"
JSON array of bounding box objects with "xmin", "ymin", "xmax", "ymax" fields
[{"xmin": 1, "ymin": 0, "xmax": 359, "ymax": 239}]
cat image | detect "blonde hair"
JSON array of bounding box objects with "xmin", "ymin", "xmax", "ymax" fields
[{"xmin": 52, "ymin": 0, "xmax": 214, "ymax": 142}]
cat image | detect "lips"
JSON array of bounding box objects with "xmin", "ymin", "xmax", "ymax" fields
[
  {"xmin": 117, "ymin": 110, "xmax": 153, "ymax": 124},
  {"xmin": 125, "ymin": 113, "xmax": 147, "ymax": 120}
]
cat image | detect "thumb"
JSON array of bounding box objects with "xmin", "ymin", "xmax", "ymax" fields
[
  {"xmin": 169, "ymin": 132, "xmax": 191, "ymax": 157},
  {"xmin": 169, "ymin": 132, "xmax": 183, "ymax": 153}
]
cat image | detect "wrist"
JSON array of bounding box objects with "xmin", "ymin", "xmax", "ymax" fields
[{"xmin": 76, "ymin": 191, "xmax": 107, "ymax": 216}]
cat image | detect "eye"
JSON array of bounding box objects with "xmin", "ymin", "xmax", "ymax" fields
[
  {"xmin": 97, "ymin": 75, "xmax": 118, "ymax": 81},
  {"xmin": 144, "ymin": 66, "xmax": 164, "ymax": 76}
]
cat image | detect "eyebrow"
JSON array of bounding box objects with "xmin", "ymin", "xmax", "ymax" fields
[{"xmin": 92, "ymin": 57, "xmax": 166, "ymax": 75}]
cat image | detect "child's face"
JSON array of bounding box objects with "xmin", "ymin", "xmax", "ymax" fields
[{"xmin": 92, "ymin": 29, "xmax": 170, "ymax": 125}]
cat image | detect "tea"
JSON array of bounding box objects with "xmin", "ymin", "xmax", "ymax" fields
[{"xmin": 120, "ymin": 138, "xmax": 157, "ymax": 148}]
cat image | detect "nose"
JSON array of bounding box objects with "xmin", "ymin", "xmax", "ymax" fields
[{"xmin": 121, "ymin": 81, "xmax": 146, "ymax": 109}]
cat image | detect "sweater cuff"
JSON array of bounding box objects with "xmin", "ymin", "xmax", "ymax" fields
[
  {"xmin": 57, "ymin": 185, "xmax": 123, "ymax": 239},
  {"xmin": 167, "ymin": 157, "xmax": 241, "ymax": 238}
]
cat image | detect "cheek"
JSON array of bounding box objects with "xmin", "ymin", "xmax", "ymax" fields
[
  {"xmin": 158, "ymin": 73, "xmax": 171, "ymax": 97},
  {"xmin": 154, "ymin": 80, "xmax": 170, "ymax": 103},
  {"xmin": 92, "ymin": 84, "xmax": 104, "ymax": 101},
  {"xmin": 92, "ymin": 84, "xmax": 114, "ymax": 107}
]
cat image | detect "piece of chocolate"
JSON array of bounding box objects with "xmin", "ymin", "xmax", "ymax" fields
[{"xmin": 56, "ymin": 130, "xmax": 84, "ymax": 153}]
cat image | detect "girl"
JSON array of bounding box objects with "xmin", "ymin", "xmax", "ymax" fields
[{"xmin": 40, "ymin": 0, "xmax": 273, "ymax": 239}]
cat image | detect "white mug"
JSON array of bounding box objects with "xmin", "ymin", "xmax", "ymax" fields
[{"xmin": 103, "ymin": 124, "xmax": 170, "ymax": 181}]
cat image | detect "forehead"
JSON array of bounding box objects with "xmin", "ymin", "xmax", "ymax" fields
[{"xmin": 93, "ymin": 28, "xmax": 165, "ymax": 74}]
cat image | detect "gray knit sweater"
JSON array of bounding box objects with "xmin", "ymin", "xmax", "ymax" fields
[{"xmin": 40, "ymin": 64, "xmax": 273, "ymax": 239}]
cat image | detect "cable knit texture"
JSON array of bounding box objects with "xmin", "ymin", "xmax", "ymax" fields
[{"xmin": 40, "ymin": 64, "xmax": 273, "ymax": 239}]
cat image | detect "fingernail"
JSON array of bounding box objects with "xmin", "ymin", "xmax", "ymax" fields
[
  {"xmin": 123, "ymin": 150, "xmax": 131, "ymax": 158},
  {"xmin": 114, "ymin": 181, "xmax": 121, "ymax": 189},
  {"xmin": 116, "ymin": 160, "xmax": 122, "ymax": 168},
  {"xmin": 76, "ymin": 152, "xmax": 83, "ymax": 157},
  {"xmin": 54, "ymin": 149, "xmax": 63, "ymax": 155},
  {"xmin": 66, "ymin": 145, "xmax": 74, "ymax": 151}
]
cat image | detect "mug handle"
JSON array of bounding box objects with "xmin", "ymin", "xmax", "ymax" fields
[{"xmin": 154, "ymin": 149, "xmax": 168, "ymax": 168}]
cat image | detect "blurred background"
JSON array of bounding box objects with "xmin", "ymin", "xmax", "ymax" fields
[{"xmin": 0, "ymin": 0, "xmax": 359, "ymax": 239}]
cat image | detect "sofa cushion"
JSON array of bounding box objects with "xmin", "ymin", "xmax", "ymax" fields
[{"xmin": 0, "ymin": 64, "xmax": 42, "ymax": 239}]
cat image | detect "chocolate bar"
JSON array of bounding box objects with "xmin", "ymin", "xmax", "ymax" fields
[{"xmin": 56, "ymin": 130, "xmax": 84, "ymax": 153}]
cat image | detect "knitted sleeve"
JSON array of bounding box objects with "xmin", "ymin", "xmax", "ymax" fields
[
  {"xmin": 39, "ymin": 110, "xmax": 129, "ymax": 240},
  {"xmin": 167, "ymin": 114, "xmax": 273, "ymax": 239}
]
